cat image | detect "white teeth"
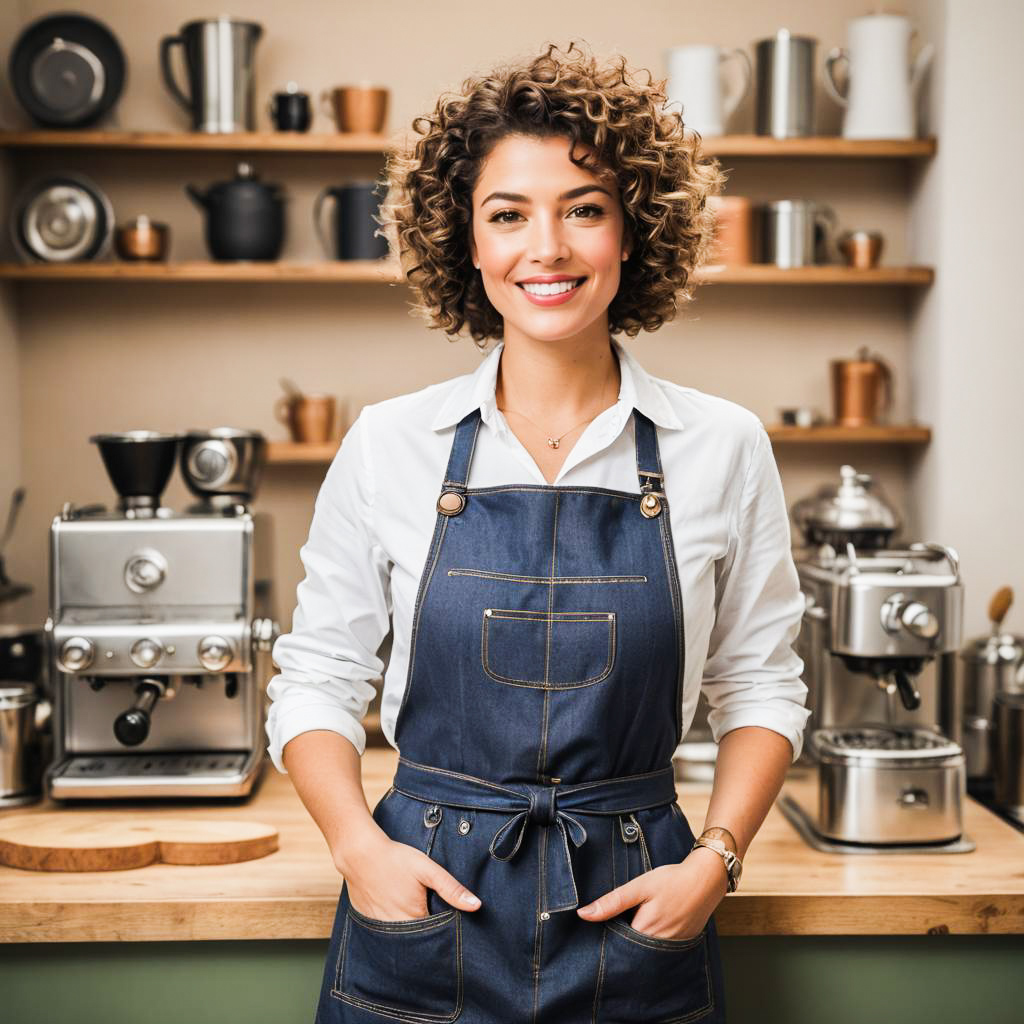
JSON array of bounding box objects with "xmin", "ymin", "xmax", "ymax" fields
[{"xmin": 521, "ymin": 278, "xmax": 582, "ymax": 296}]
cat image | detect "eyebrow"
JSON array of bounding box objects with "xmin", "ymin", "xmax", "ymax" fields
[{"xmin": 480, "ymin": 185, "xmax": 613, "ymax": 206}]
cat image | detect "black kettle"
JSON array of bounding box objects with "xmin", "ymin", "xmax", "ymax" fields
[{"xmin": 185, "ymin": 162, "xmax": 285, "ymax": 260}]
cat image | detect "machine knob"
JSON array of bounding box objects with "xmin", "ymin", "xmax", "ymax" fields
[
  {"xmin": 59, "ymin": 636, "xmax": 95, "ymax": 672},
  {"xmin": 124, "ymin": 548, "xmax": 168, "ymax": 593},
  {"xmin": 197, "ymin": 635, "xmax": 233, "ymax": 672},
  {"xmin": 880, "ymin": 593, "xmax": 940, "ymax": 641},
  {"xmin": 901, "ymin": 602, "xmax": 939, "ymax": 640},
  {"xmin": 130, "ymin": 637, "xmax": 164, "ymax": 669}
]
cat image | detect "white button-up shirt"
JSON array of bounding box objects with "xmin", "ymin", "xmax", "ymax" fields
[{"xmin": 265, "ymin": 338, "xmax": 811, "ymax": 773}]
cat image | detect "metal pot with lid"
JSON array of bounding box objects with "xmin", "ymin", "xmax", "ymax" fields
[
  {"xmin": 791, "ymin": 463, "xmax": 900, "ymax": 549},
  {"xmin": 960, "ymin": 586, "xmax": 1024, "ymax": 779},
  {"xmin": 811, "ymin": 725, "xmax": 965, "ymax": 844}
]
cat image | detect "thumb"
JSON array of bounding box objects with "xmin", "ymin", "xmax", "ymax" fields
[
  {"xmin": 576, "ymin": 878, "xmax": 646, "ymax": 922},
  {"xmin": 418, "ymin": 855, "xmax": 482, "ymax": 911}
]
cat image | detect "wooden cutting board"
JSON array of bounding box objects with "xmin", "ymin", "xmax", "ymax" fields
[{"xmin": 0, "ymin": 812, "xmax": 278, "ymax": 871}]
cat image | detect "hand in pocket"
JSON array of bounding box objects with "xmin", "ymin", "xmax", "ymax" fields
[{"xmin": 343, "ymin": 834, "xmax": 482, "ymax": 922}]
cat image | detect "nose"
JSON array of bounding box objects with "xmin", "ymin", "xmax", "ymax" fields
[{"xmin": 527, "ymin": 212, "xmax": 571, "ymax": 266}]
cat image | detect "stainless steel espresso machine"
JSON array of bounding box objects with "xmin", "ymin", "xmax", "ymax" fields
[
  {"xmin": 44, "ymin": 428, "xmax": 278, "ymax": 800},
  {"xmin": 782, "ymin": 465, "xmax": 970, "ymax": 849}
]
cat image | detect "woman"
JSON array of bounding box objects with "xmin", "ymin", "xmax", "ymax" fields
[{"xmin": 267, "ymin": 41, "xmax": 811, "ymax": 1023}]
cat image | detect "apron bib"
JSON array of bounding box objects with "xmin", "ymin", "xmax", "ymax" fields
[{"xmin": 316, "ymin": 406, "xmax": 727, "ymax": 1023}]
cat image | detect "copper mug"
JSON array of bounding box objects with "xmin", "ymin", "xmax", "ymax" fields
[
  {"xmin": 830, "ymin": 348, "xmax": 892, "ymax": 427},
  {"xmin": 706, "ymin": 196, "xmax": 752, "ymax": 264},
  {"xmin": 319, "ymin": 84, "xmax": 388, "ymax": 133},
  {"xmin": 275, "ymin": 393, "xmax": 336, "ymax": 443}
]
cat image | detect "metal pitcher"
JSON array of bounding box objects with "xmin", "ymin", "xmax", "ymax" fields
[
  {"xmin": 755, "ymin": 29, "xmax": 817, "ymax": 137},
  {"xmin": 160, "ymin": 18, "xmax": 263, "ymax": 132}
]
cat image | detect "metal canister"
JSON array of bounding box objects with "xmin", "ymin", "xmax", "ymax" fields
[
  {"xmin": 959, "ymin": 631, "xmax": 1024, "ymax": 778},
  {"xmin": 991, "ymin": 690, "xmax": 1024, "ymax": 821},
  {"xmin": 754, "ymin": 29, "xmax": 817, "ymax": 137},
  {"xmin": 0, "ymin": 682, "xmax": 44, "ymax": 807}
]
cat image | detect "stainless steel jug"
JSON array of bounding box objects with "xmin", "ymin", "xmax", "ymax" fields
[
  {"xmin": 755, "ymin": 200, "xmax": 837, "ymax": 267},
  {"xmin": 160, "ymin": 18, "xmax": 263, "ymax": 132},
  {"xmin": 755, "ymin": 29, "xmax": 817, "ymax": 137}
]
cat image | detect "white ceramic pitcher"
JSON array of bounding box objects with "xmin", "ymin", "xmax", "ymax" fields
[
  {"xmin": 823, "ymin": 13, "xmax": 934, "ymax": 139},
  {"xmin": 665, "ymin": 44, "xmax": 751, "ymax": 136}
]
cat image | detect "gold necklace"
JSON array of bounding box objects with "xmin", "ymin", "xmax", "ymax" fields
[{"xmin": 498, "ymin": 358, "xmax": 616, "ymax": 449}]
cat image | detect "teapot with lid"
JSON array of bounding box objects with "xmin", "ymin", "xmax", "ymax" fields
[
  {"xmin": 791, "ymin": 463, "xmax": 900, "ymax": 550},
  {"xmin": 185, "ymin": 161, "xmax": 285, "ymax": 260}
]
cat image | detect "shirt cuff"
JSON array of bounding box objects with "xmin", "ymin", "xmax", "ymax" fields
[
  {"xmin": 706, "ymin": 698, "xmax": 813, "ymax": 764},
  {"xmin": 265, "ymin": 704, "xmax": 367, "ymax": 774}
]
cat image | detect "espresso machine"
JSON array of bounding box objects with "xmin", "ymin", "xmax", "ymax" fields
[
  {"xmin": 44, "ymin": 428, "xmax": 278, "ymax": 800},
  {"xmin": 783, "ymin": 465, "xmax": 969, "ymax": 848}
]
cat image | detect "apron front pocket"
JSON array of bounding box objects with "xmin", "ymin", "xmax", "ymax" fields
[
  {"xmin": 332, "ymin": 902, "xmax": 463, "ymax": 1021},
  {"xmin": 595, "ymin": 917, "xmax": 714, "ymax": 1023},
  {"xmin": 481, "ymin": 608, "xmax": 616, "ymax": 688}
]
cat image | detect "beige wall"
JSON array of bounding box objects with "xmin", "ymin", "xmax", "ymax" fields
[
  {"xmin": 0, "ymin": 1, "xmax": 962, "ymax": 633},
  {"xmin": 907, "ymin": 0, "xmax": 1024, "ymax": 635},
  {"xmin": 0, "ymin": 1, "xmax": 24, "ymax": 540}
]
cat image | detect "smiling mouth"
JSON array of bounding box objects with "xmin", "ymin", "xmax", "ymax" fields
[{"xmin": 516, "ymin": 276, "xmax": 587, "ymax": 295}]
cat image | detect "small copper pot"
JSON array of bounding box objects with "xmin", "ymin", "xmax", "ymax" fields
[{"xmin": 114, "ymin": 215, "xmax": 170, "ymax": 261}]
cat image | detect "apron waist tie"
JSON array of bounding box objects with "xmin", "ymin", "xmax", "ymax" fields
[{"xmin": 392, "ymin": 756, "xmax": 678, "ymax": 915}]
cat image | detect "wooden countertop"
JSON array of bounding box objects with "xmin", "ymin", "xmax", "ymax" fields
[{"xmin": 1, "ymin": 749, "xmax": 1022, "ymax": 942}]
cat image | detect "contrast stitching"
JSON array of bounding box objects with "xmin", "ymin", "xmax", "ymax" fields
[
  {"xmin": 447, "ymin": 568, "xmax": 647, "ymax": 585},
  {"xmin": 395, "ymin": 512, "xmax": 450, "ymax": 729},
  {"xmin": 331, "ymin": 912, "xmax": 464, "ymax": 1022},
  {"xmin": 605, "ymin": 919, "xmax": 708, "ymax": 953},
  {"xmin": 592, "ymin": 928, "xmax": 607, "ymax": 1024},
  {"xmin": 482, "ymin": 611, "xmax": 616, "ymax": 689}
]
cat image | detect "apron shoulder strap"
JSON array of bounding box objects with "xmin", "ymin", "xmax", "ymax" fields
[
  {"xmin": 632, "ymin": 408, "xmax": 665, "ymax": 492},
  {"xmin": 442, "ymin": 407, "xmax": 483, "ymax": 491}
]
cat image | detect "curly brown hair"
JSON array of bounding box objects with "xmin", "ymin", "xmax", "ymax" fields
[{"xmin": 376, "ymin": 40, "xmax": 726, "ymax": 348}]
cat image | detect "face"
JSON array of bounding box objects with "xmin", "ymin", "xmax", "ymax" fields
[{"xmin": 468, "ymin": 134, "xmax": 630, "ymax": 347}]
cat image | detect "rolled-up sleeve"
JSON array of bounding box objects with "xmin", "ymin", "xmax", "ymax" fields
[
  {"xmin": 700, "ymin": 423, "xmax": 811, "ymax": 762},
  {"xmin": 264, "ymin": 407, "xmax": 391, "ymax": 772}
]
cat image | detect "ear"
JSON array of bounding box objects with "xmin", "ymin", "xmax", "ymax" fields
[{"xmin": 469, "ymin": 230, "xmax": 479, "ymax": 269}]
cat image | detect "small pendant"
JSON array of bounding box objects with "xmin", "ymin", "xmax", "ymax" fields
[{"xmin": 547, "ymin": 438, "xmax": 560, "ymax": 449}]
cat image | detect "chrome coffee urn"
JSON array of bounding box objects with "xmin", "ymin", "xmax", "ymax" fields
[
  {"xmin": 789, "ymin": 465, "xmax": 968, "ymax": 846},
  {"xmin": 44, "ymin": 428, "xmax": 278, "ymax": 800}
]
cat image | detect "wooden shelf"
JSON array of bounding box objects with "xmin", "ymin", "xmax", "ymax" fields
[
  {"xmin": 766, "ymin": 425, "xmax": 932, "ymax": 445},
  {"xmin": 0, "ymin": 130, "xmax": 936, "ymax": 158},
  {"xmin": 0, "ymin": 130, "xmax": 393, "ymax": 153},
  {"xmin": 700, "ymin": 135, "xmax": 936, "ymax": 158},
  {"xmin": 266, "ymin": 441, "xmax": 339, "ymax": 464},
  {"xmin": 699, "ymin": 264, "xmax": 933, "ymax": 286},
  {"xmin": 0, "ymin": 261, "xmax": 933, "ymax": 286},
  {"xmin": 0, "ymin": 260, "xmax": 401, "ymax": 282},
  {"xmin": 266, "ymin": 426, "xmax": 931, "ymax": 466}
]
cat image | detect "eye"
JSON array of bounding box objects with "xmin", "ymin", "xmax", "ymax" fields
[
  {"xmin": 569, "ymin": 204, "xmax": 604, "ymax": 219},
  {"xmin": 488, "ymin": 209, "xmax": 523, "ymax": 224}
]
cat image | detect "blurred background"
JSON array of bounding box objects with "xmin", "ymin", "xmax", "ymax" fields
[{"xmin": 0, "ymin": 0, "xmax": 1019, "ymax": 641}]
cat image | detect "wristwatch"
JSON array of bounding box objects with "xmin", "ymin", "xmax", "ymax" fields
[{"xmin": 691, "ymin": 831, "xmax": 743, "ymax": 893}]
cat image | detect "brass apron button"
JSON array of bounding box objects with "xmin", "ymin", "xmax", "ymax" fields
[
  {"xmin": 640, "ymin": 493, "xmax": 662, "ymax": 518},
  {"xmin": 437, "ymin": 490, "xmax": 466, "ymax": 516}
]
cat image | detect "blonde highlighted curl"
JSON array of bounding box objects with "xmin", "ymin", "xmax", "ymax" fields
[{"xmin": 375, "ymin": 40, "xmax": 726, "ymax": 348}]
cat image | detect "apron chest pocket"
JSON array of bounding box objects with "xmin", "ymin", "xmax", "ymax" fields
[
  {"xmin": 481, "ymin": 608, "xmax": 617, "ymax": 689},
  {"xmin": 332, "ymin": 904, "xmax": 464, "ymax": 1021},
  {"xmin": 595, "ymin": 918, "xmax": 714, "ymax": 1023}
]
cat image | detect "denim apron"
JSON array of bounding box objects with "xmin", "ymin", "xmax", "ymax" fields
[{"xmin": 315, "ymin": 406, "xmax": 727, "ymax": 1023}]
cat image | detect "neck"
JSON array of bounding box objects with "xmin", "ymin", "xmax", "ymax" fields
[{"xmin": 495, "ymin": 331, "xmax": 621, "ymax": 428}]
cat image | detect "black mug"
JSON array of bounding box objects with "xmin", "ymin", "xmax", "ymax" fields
[
  {"xmin": 314, "ymin": 182, "xmax": 389, "ymax": 260},
  {"xmin": 269, "ymin": 88, "xmax": 311, "ymax": 132}
]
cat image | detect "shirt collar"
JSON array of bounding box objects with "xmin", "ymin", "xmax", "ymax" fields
[{"xmin": 429, "ymin": 338, "xmax": 685, "ymax": 432}]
